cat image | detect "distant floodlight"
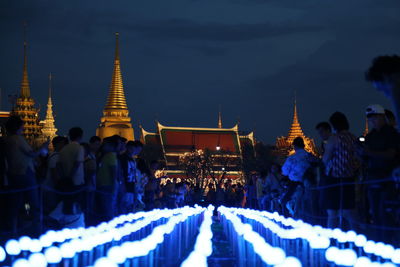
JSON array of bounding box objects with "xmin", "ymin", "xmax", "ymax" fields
[{"xmin": 216, "ymin": 146, "xmax": 221, "ymax": 151}]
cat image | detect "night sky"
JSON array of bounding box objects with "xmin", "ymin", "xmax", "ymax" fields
[{"xmin": 1, "ymin": 0, "xmax": 399, "ymax": 144}]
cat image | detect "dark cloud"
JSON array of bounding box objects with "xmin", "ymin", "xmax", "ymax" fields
[{"xmin": 121, "ymin": 19, "xmax": 326, "ymax": 42}]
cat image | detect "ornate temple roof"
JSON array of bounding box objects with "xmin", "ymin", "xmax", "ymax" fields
[
  {"xmin": 11, "ymin": 25, "xmax": 42, "ymax": 146},
  {"xmin": 140, "ymin": 120, "xmax": 251, "ymax": 180},
  {"xmin": 156, "ymin": 121, "xmax": 242, "ymax": 155},
  {"xmin": 104, "ymin": 32, "xmax": 128, "ymax": 111}
]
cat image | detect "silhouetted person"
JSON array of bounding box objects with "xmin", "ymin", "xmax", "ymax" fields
[
  {"xmin": 43, "ymin": 136, "xmax": 68, "ymax": 214},
  {"xmin": 96, "ymin": 136, "xmax": 119, "ymax": 221},
  {"xmin": 315, "ymin": 122, "xmax": 332, "ymax": 155},
  {"xmin": 359, "ymin": 105, "xmax": 400, "ymax": 239},
  {"xmin": 322, "ymin": 112, "xmax": 359, "ymax": 229},
  {"xmin": 3, "ymin": 116, "xmax": 48, "ymax": 235},
  {"xmin": 57, "ymin": 127, "xmax": 85, "ymax": 216},
  {"xmin": 282, "ymin": 137, "xmax": 316, "ymax": 217},
  {"xmin": 366, "ymin": 55, "xmax": 400, "ymax": 123}
]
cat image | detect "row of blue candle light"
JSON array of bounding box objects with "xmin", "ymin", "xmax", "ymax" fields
[{"xmin": 1, "ymin": 205, "xmax": 399, "ymax": 266}]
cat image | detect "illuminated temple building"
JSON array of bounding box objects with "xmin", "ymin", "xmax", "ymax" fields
[
  {"xmin": 97, "ymin": 33, "xmax": 134, "ymax": 141},
  {"xmin": 11, "ymin": 33, "xmax": 42, "ymax": 146},
  {"xmin": 141, "ymin": 114, "xmax": 255, "ymax": 181},
  {"xmin": 40, "ymin": 73, "xmax": 58, "ymax": 146},
  {"xmin": 275, "ymin": 99, "xmax": 317, "ymax": 157}
]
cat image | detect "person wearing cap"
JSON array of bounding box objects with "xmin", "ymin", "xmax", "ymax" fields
[
  {"xmin": 361, "ymin": 104, "xmax": 400, "ymax": 235},
  {"xmin": 366, "ymin": 55, "xmax": 400, "ymax": 124}
]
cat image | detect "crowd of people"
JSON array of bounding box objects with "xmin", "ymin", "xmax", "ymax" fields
[
  {"xmin": 0, "ymin": 120, "xmax": 251, "ymax": 238},
  {"xmin": 249, "ymin": 55, "xmax": 400, "ymax": 243},
  {"xmin": 0, "ymin": 55, "xmax": 399, "ymax": 244}
]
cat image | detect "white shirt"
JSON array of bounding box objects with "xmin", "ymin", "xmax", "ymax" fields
[{"xmin": 282, "ymin": 149, "xmax": 314, "ymax": 182}]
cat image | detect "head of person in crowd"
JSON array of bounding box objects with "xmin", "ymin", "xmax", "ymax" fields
[
  {"xmin": 384, "ymin": 109, "xmax": 397, "ymax": 127},
  {"xmin": 52, "ymin": 136, "xmax": 68, "ymax": 152},
  {"xmin": 5, "ymin": 116, "xmax": 24, "ymax": 136},
  {"xmin": 130, "ymin": 140, "xmax": 144, "ymax": 156},
  {"xmin": 68, "ymin": 127, "xmax": 83, "ymax": 143},
  {"xmin": 292, "ymin": 137, "xmax": 305, "ymax": 152},
  {"xmin": 315, "ymin": 121, "xmax": 332, "ymax": 141},
  {"xmin": 270, "ymin": 163, "xmax": 281, "ymax": 175},
  {"xmin": 329, "ymin": 111, "xmax": 349, "ymax": 134},
  {"xmin": 125, "ymin": 141, "xmax": 137, "ymax": 157},
  {"xmin": 111, "ymin": 135, "xmax": 126, "ymax": 154},
  {"xmin": 89, "ymin": 136, "xmax": 101, "ymax": 154},
  {"xmin": 366, "ymin": 104, "xmax": 387, "ymax": 131},
  {"xmin": 102, "ymin": 136, "xmax": 120, "ymax": 153},
  {"xmin": 366, "ymin": 55, "xmax": 400, "ymax": 98}
]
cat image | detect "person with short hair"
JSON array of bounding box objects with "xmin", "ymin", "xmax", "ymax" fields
[
  {"xmin": 95, "ymin": 136, "xmax": 120, "ymax": 221},
  {"xmin": 3, "ymin": 116, "xmax": 49, "ymax": 234},
  {"xmin": 366, "ymin": 55, "xmax": 400, "ymax": 123},
  {"xmin": 322, "ymin": 112, "xmax": 359, "ymax": 229},
  {"xmin": 282, "ymin": 137, "xmax": 317, "ymax": 217},
  {"xmin": 57, "ymin": 127, "xmax": 85, "ymax": 216},
  {"xmin": 315, "ymin": 122, "xmax": 332, "ymax": 155},
  {"xmin": 360, "ymin": 104, "xmax": 400, "ymax": 236},
  {"xmin": 43, "ymin": 136, "xmax": 68, "ymax": 214},
  {"xmin": 119, "ymin": 140, "xmax": 143, "ymax": 212}
]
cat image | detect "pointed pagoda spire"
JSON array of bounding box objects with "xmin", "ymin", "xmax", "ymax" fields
[
  {"xmin": 287, "ymin": 92, "xmax": 305, "ymax": 143},
  {"xmin": 218, "ymin": 105, "xmax": 222, "ymax": 128},
  {"xmin": 104, "ymin": 32, "xmax": 128, "ymax": 110},
  {"xmin": 47, "ymin": 73, "xmax": 53, "ymax": 111},
  {"xmin": 21, "ymin": 22, "xmax": 30, "ymax": 98},
  {"xmin": 97, "ymin": 32, "xmax": 134, "ymax": 141},
  {"xmin": 43, "ymin": 73, "xmax": 56, "ymax": 129}
]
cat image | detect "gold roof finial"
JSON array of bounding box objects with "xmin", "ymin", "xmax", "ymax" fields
[
  {"xmin": 218, "ymin": 105, "xmax": 222, "ymax": 128},
  {"xmin": 115, "ymin": 32, "xmax": 120, "ymax": 61},
  {"xmin": 21, "ymin": 21, "xmax": 30, "ymax": 98},
  {"xmin": 293, "ymin": 90, "xmax": 299, "ymax": 124},
  {"xmin": 48, "ymin": 73, "xmax": 52, "ymax": 99},
  {"xmin": 104, "ymin": 32, "xmax": 128, "ymax": 110}
]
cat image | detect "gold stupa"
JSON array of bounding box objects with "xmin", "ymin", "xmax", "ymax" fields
[{"xmin": 96, "ymin": 33, "xmax": 134, "ymax": 141}]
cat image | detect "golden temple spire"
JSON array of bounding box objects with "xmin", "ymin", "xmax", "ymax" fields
[
  {"xmin": 97, "ymin": 32, "xmax": 134, "ymax": 141},
  {"xmin": 47, "ymin": 73, "xmax": 53, "ymax": 106},
  {"xmin": 287, "ymin": 92, "xmax": 305, "ymax": 143},
  {"xmin": 218, "ymin": 106, "xmax": 222, "ymax": 128},
  {"xmin": 21, "ymin": 22, "xmax": 30, "ymax": 98},
  {"xmin": 104, "ymin": 32, "xmax": 128, "ymax": 110},
  {"xmin": 42, "ymin": 73, "xmax": 57, "ymax": 134}
]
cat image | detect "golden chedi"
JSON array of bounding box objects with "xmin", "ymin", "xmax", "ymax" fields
[
  {"xmin": 96, "ymin": 33, "xmax": 134, "ymax": 141},
  {"xmin": 276, "ymin": 98, "xmax": 317, "ymax": 157}
]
